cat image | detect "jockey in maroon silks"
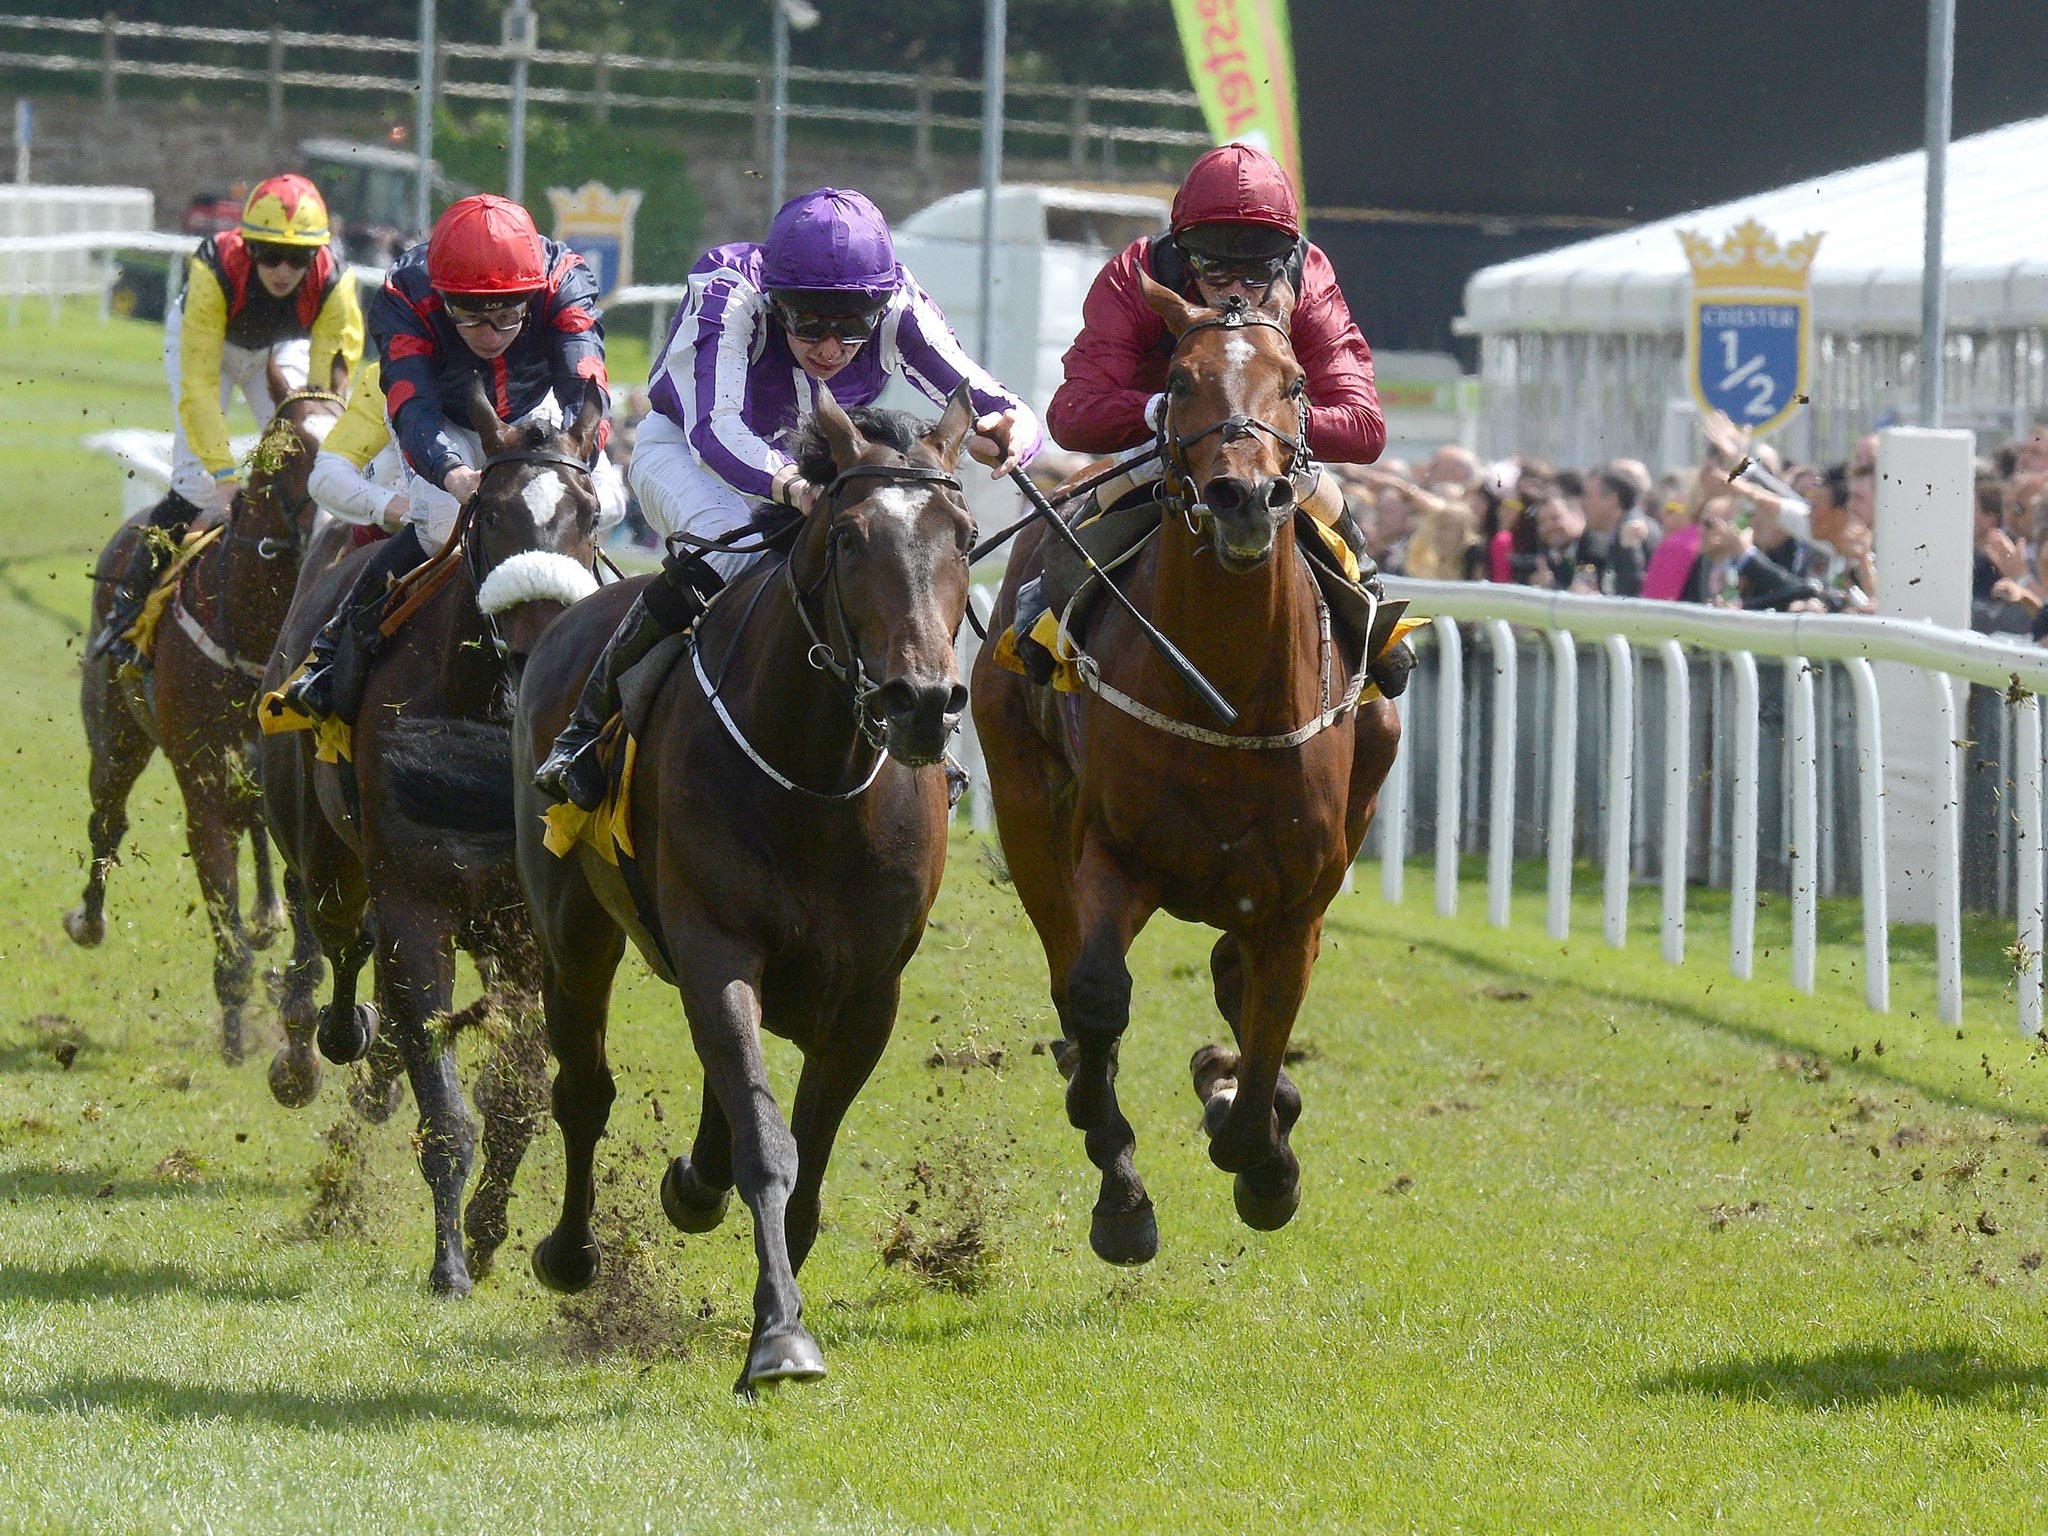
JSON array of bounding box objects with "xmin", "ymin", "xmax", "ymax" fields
[{"xmin": 1016, "ymin": 143, "xmax": 1404, "ymax": 692}]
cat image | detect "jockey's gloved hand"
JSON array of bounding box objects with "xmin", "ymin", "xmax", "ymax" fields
[
  {"xmin": 213, "ymin": 477, "xmax": 242, "ymax": 517},
  {"xmin": 968, "ymin": 409, "xmax": 1025, "ymax": 477},
  {"xmin": 443, "ymin": 466, "xmax": 482, "ymax": 503},
  {"xmin": 771, "ymin": 464, "xmax": 821, "ymax": 514}
]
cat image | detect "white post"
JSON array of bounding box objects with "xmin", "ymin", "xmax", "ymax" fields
[
  {"xmin": 1929, "ymin": 669, "xmax": 1963, "ymax": 1024},
  {"xmin": 1844, "ymin": 658, "xmax": 1891, "ymax": 1013},
  {"xmin": 2016, "ymin": 693, "xmax": 2044, "ymax": 1035},
  {"xmin": 977, "ymin": 0, "xmax": 1007, "ymax": 363},
  {"xmin": 768, "ymin": 0, "xmax": 789, "ymax": 215},
  {"xmin": 1545, "ymin": 629, "xmax": 1577, "ymax": 941},
  {"xmin": 1433, "ymin": 616, "xmax": 1462, "ymax": 919},
  {"xmin": 13, "ymin": 98, "xmax": 29, "ymax": 185},
  {"xmin": 1788, "ymin": 656, "xmax": 1818, "ymax": 993},
  {"xmin": 1728, "ymin": 650, "xmax": 1760, "ymax": 980},
  {"xmin": 504, "ymin": 0, "xmax": 536, "ymax": 204},
  {"xmin": 1602, "ymin": 636, "xmax": 1632, "ymax": 948},
  {"xmin": 1874, "ymin": 427, "xmax": 1973, "ymax": 924},
  {"xmin": 1921, "ymin": 0, "xmax": 1955, "ymax": 426},
  {"xmin": 414, "ymin": 0, "xmax": 436, "ymax": 234},
  {"xmin": 1379, "ymin": 689, "xmax": 1410, "ymax": 905},
  {"xmin": 1486, "ymin": 619, "xmax": 1517, "ymax": 929},
  {"xmin": 1658, "ymin": 640, "xmax": 1688, "ymax": 964}
]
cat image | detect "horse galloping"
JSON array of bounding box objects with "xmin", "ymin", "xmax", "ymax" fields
[
  {"xmin": 972, "ymin": 277, "xmax": 1403, "ymax": 1264},
  {"xmin": 260, "ymin": 379, "xmax": 605, "ymax": 1294},
  {"xmin": 71, "ymin": 364, "xmax": 344, "ymax": 1077},
  {"xmin": 397, "ymin": 388, "xmax": 978, "ymax": 1388}
]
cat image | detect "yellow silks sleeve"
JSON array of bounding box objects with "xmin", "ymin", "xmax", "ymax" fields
[
  {"xmin": 308, "ymin": 276, "xmax": 366, "ymax": 398},
  {"xmin": 324, "ymin": 361, "xmax": 391, "ymax": 471},
  {"xmin": 177, "ymin": 260, "xmax": 236, "ymax": 480}
]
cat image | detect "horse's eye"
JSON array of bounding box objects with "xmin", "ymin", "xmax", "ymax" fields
[{"xmin": 1167, "ymin": 370, "xmax": 1192, "ymax": 398}]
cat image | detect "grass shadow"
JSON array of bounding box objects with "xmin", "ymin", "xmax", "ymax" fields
[
  {"xmin": 0, "ymin": 1257, "xmax": 305, "ymax": 1306},
  {"xmin": 1, "ymin": 1372, "xmax": 567, "ymax": 1431},
  {"xmin": 0, "ymin": 1167, "xmax": 289, "ymax": 1203},
  {"xmin": 1641, "ymin": 1341, "xmax": 2048, "ymax": 1409}
]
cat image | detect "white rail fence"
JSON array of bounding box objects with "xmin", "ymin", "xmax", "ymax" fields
[
  {"xmin": 0, "ymin": 14, "xmax": 1207, "ymax": 172},
  {"xmin": 1366, "ymin": 580, "xmax": 2048, "ymax": 1035}
]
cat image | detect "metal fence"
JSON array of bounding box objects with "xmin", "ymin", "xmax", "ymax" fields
[{"xmin": 0, "ymin": 13, "xmax": 1209, "ymax": 175}]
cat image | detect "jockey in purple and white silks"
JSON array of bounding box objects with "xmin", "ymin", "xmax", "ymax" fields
[{"xmin": 535, "ymin": 186, "xmax": 1041, "ymax": 810}]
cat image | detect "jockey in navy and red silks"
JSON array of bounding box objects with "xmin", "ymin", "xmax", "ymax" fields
[
  {"xmin": 278, "ymin": 193, "xmax": 616, "ymax": 724},
  {"xmin": 1048, "ymin": 142, "xmax": 1385, "ymax": 467},
  {"xmin": 533, "ymin": 186, "xmax": 1040, "ymax": 809}
]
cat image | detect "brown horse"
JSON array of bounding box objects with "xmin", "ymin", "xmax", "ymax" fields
[
  {"xmin": 971, "ymin": 279, "xmax": 1403, "ymax": 1265},
  {"xmin": 71, "ymin": 368, "xmax": 344, "ymax": 1079},
  {"xmin": 260, "ymin": 380, "xmax": 606, "ymax": 1295},
  {"xmin": 392, "ymin": 390, "xmax": 977, "ymax": 1389}
]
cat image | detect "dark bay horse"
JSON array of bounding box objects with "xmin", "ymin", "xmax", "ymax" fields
[
  {"xmin": 971, "ymin": 277, "xmax": 1403, "ymax": 1265},
  {"xmin": 399, "ymin": 388, "xmax": 977, "ymax": 1389},
  {"xmin": 260, "ymin": 380, "xmax": 606, "ymax": 1295},
  {"xmin": 71, "ymin": 368, "xmax": 344, "ymax": 1077}
]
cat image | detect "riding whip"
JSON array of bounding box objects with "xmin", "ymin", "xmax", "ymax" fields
[{"xmin": 1005, "ymin": 466, "xmax": 1236, "ymax": 726}]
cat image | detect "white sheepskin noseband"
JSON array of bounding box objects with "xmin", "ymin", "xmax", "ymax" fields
[{"xmin": 476, "ymin": 550, "xmax": 599, "ymax": 616}]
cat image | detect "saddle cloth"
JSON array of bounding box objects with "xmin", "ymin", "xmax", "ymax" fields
[{"xmin": 123, "ymin": 524, "xmax": 225, "ymax": 669}]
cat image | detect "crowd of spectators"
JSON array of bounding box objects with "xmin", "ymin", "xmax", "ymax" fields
[{"xmin": 1337, "ymin": 412, "xmax": 2048, "ymax": 643}]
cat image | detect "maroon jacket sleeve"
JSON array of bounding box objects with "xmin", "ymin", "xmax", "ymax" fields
[
  {"xmin": 1048, "ymin": 241, "xmax": 1164, "ymax": 455},
  {"xmin": 1290, "ymin": 245, "xmax": 1385, "ymax": 465}
]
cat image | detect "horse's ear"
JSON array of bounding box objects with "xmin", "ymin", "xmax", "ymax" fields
[
  {"xmin": 814, "ymin": 382, "xmax": 868, "ymax": 473},
  {"xmin": 1139, "ymin": 267, "xmax": 1202, "ymax": 337},
  {"xmin": 921, "ymin": 382, "xmax": 975, "ymax": 470},
  {"xmin": 265, "ymin": 352, "xmax": 292, "ymax": 407},
  {"xmin": 329, "ymin": 354, "xmax": 352, "ymax": 396},
  {"xmin": 567, "ymin": 380, "xmax": 606, "ymax": 460},
  {"xmin": 464, "ymin": 375, "xmax": 515, "ymax": 455},
  {"xmin": 1258, "ymin": 274, "xmax": 1297, "ymax": 331}
]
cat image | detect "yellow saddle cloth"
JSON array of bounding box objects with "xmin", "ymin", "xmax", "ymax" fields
[
  {"xmin": 540, "ymin": 717, "xmax": 639, "ymax": 864},
  {"xmin": 123, "ymin": 524, "xmax": 223, "ymax": 667}
]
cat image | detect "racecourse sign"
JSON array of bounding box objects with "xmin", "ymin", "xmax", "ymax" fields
[
  {"xmin": 1679, "ymin": 218, "xmax": 1822, "ymax": 441},
  {"xmin": 1169, "ymin": 0, "xmax": 1304, "ymax": 200}
]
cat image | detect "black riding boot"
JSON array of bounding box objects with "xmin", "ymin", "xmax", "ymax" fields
[
  {"xmin": 91, "ymin": 490, "xmax": 204, "ymax": 663},
  {"xmin": 279, "ymin": 527, "xmax": 427, "ymax": 723},
  {"xmin": 534, "ymin": 553, "xmax": 716, "ymax": 810},
  {"xmin": 1332, "ymin": 503, "xmax": 1412, "ymax": 699},
  {"xmin": 1010, "ymin": 575, "xmax": 1059, "ymax": 686}
]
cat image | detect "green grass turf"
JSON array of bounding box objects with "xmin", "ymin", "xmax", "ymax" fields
[{"xmin": 6, "ymin": 303, "xmax": 2048, "ymax": 1531}]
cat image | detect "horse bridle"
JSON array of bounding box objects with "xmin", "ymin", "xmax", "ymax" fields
[
  {"xmin": 1157, "ymin": 299, "xmax": 1315, "ymax": 524},
  {"xmin": 228, "ymin": 387, "xmax": 348, "ymax": 561},
  {"xmin": 461, "ymin": 443, "xmax": 601, "ymax": 657},
  {"xmin": 787, "ymin": 461, "xmax": 967, "ymax": 748}
]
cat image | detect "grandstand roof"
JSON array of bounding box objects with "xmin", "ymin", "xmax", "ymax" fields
[{"xmin": 1460, "ymin": 114, "xmax": 2048, "ymax": 336}]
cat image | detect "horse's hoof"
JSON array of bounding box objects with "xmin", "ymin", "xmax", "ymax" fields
[
  {"xmin": 530, "ymin": 1229, "xmax": 600, "ymax": 1294},
  {"xmin": 267, "ymin": 1044, "xmax": 322, "ymax": 1108},
  {"xmin": 1089, "ymin": 1199, "xmax": 1159, "ymax": 1266},
  {"xmin": 62, "ymin": 906, "xmax": 105, "ymax": 948},
  {"xmin": 429, "ymin": 1260, "xmax": 474, "ymax": 1299},
  {"xmin": 465, "ymin": 1240, "xmax": 498, "ymax": 1282},
  {"xmin": 1190, "ymin": 1042, "xmax": 1239, "ymax": 1100},
  {"xmin": 1233, "ymin": 1171, "xmax": 1301, "ymax": 1232},
  {"xmin": 1201, "ymin": 1085, "xmax": 1238, "ymax": 1140},
  {"xmin": 349, "ymin": 1064, "xmax": 405, "ymax": 1124},
  {"xmin": 318, "ymin": 1001, "xmax": 377, "ymax": 1065},
  {"xmin": 660, "ymin": 1156, "xmax": 731, "ymax": 1234},
  {"xmin": 742, "ymin": 1327, "xmax": 828, "ymax": 1389}
]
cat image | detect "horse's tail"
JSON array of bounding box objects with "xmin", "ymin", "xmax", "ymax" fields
[{"xmin": 381, "ymin": 717, "xmax": 517, "ymax": 844}]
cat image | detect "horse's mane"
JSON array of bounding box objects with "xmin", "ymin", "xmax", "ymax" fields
[{"xmin": 785, "ymin": 406, "xmax": 927, "ymax": 487}]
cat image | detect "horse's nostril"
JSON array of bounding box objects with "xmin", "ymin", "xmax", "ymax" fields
[
  {"xmin": 945, "ymin": 683, "xmax": 969, "ymax": 718},
  {"xmin": 1261, "ymin": 477, "xmax": 1295, "ymax": 513},
  {"xmin": 1203, "ymin": 477, "xmax": 1250, "ymax": 516},
  {"xmin": 876, "ymin": 679, "xmax": 919, "ymax": 719}
]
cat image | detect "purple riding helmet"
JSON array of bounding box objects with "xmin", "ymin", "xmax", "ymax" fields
[{"xmin": 761, "ymin": 188, "xmax": 898, "ymax": 326}]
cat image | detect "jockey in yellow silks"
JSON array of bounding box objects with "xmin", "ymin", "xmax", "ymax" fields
[{"xmin": 95, "ymin": 173, "xmax": 363, "ymax": 663}]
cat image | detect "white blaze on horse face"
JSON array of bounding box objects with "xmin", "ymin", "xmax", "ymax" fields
[
  {"xmin": 1223, "ymin": 336, "xmax": 1255, "ymax": 371},
  {"xmin": 868, "ymin": 484, "xmax": 945, "ymax": 596},
  {"xmin": 520, "ymin": 468, "xmax": 568, "ymax": 527}
]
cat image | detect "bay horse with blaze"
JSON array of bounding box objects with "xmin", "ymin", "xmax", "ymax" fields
[{"xmin": 972, "ymin": 276, "xmax": 1402, "ymax": 1264}]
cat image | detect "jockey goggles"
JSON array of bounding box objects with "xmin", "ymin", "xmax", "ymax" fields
[
  {"xmin": 1184, "ymin": 250, "xmax": 1288, "ymax": 288},
  {"xmin": 444, "ymin": 296, "xmax": 532, "ymax": 334},
  {"xmin": 248, "ymin": 240, "xmax": 317, "ymax": 271},
  {"xmin": 769, "ymin": 294, "xmax": 887, "ymax": 344}
]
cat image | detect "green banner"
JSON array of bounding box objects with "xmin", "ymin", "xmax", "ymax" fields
[{"xmin": 1169, "ymin": 0, "xmax": 1303, "ymax": 202}]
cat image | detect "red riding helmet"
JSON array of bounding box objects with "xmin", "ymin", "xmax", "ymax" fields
[
  {"xmin": 1169, "ymin": 143, "xmax": 1301, "ymax": 241},
  {"xmin": 427, "ymin": 194, "xmax": 547, "ymax": 296}
]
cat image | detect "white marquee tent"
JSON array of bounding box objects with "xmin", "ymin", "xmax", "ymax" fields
[{"xmin": 1457, "ymin": 114, "xmax": 2048, "ymax": 467}]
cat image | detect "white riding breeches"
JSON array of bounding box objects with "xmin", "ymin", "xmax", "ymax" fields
[
  {"xmin": 628, "ymin": 415, "xmax": 763, "ymax": 583},
  {"xmin": 162, "ymin": 300, "xmax": 310, "ymax": 505},
  {"xmin": 399, "ymin": 395, "xmax": 628, "ymax": 554}
]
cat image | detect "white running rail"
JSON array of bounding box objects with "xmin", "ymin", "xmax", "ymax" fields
[{"xmin": 1380, "ymin": 577, "xmax": 2048, "ymax": 1035}]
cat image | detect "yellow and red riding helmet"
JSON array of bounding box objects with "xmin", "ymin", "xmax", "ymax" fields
[
  {"xmin": 240, "ymin": 174, "xmax": 332, "ymax": 249},
  {"xmin": 426, "ymin": 194, "xmax": 547, "ymax": 297}
]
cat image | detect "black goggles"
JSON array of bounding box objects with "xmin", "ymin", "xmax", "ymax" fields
[
  {"xmin": 248, "ymin": 242, "xmax": 317, "ymax": 270},
  {"xmin": 770, "ymin": 297, "xmax": 886, "ymax": 344},
  {"xmin": 1184, "ymin": 251, "xmax": 1287, "ymax": 287},
  {"xmin": 444, "ymin": 297, "xmax": 533, "ymax": 333}
]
